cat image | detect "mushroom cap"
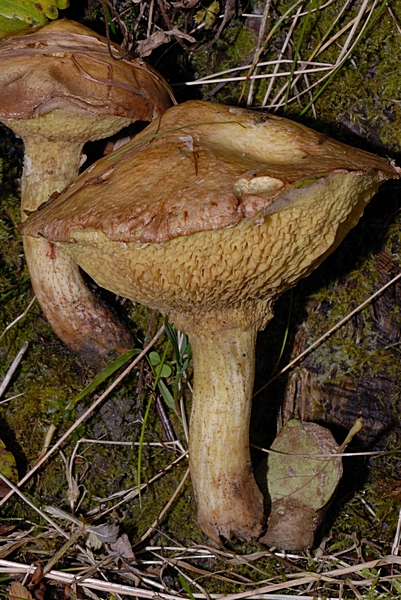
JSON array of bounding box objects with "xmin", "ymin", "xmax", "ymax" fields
[
  {"xmin": 0, "ymin": 18, "xmax": 173, "ymax": 122},
  {"xmin": 21, "ymin": 100, "xmax": 401, "ymax": 331}
]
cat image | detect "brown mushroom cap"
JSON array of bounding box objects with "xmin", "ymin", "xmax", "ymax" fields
[
  {"xmin": 0, "ymin": 18, "xmax": 173, "ymax": 368},
  {"xmin": 0, "ymin": 18, "xmax": 172, "ymax": 121},
  {"xmin": 22, "ymin": 100, "xmax": 400, "ymax": 332}
]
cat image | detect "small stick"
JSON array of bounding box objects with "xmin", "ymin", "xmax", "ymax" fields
[
  {"xmin": 253, "ymin": 271, "xmax": 401, "ymax": 398},
  {"xmin": 0, "ymin": 325, "xmax": 165, "ymax": 507},
  {"xmin": 0, "ymin": 341, "xmax": 29, "ymax": 399},
  {"xmin": 0, "ymin": 473, "xmax": 68, "ymax": 538},
  {"xmin": 0, "ymin": 296, "xmax": 36, "ymax": 341},
  {"xmin": 133, "ymin": 467, "xmax": 189, "ymax": 546}
]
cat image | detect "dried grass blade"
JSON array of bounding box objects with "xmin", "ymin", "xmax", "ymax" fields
[
  {"xmin": 0, "ymin": 297, "xmax": 36, "ymax": 342},
  {"xmin": 253, "ymin": 271, "xmax": 401, "ymax": 397},
  {"xmin": 246, "ymin": 0, "xmax": 273, "ymax": 106},
  {"xmin": 300, "ymin": 0, "xmax": 386, "ymax": 115},
  {"xmin": 238, "ymin": 0, "xmax": 304, "ymax": 103},
  {"xmin": 134, "ymin": 467, "xmax": 189, "ymax": 545},
  {"xmin": 0, "ymin": 341, "xmax": 28, "ymax": 400},
  {"xmin": 267, "ymin": 0, "xmax": 374, "ymax": 110},
  {"xmin": 261, "ymin": 3, "xmax": 304, "ymax": 106},
  {"xmin": 0, "ymin": 325, "xmax": 165, "ymax": 507}
]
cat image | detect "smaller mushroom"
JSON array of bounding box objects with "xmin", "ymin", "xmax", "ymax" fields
[
  {"xmin": 21, "ymin": 100, "xmax": 400, "ymax": 542},
  {"xmin": 0, "ymin": 18, "xmax": 173, "ymax": 367}
]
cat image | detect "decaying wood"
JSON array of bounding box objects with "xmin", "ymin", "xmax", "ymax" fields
[{"xmin": 282, "ymin": 248, "xmax": 401, "ymax": 445}]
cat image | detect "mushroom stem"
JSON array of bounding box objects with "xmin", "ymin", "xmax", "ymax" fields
[
  {"xmin": 189, "ymin": 325, "xmax": 264, "ymax": 543},
  {"xmin": 21, "ymin": 136, "xmax": 133, "ymax": 365}
]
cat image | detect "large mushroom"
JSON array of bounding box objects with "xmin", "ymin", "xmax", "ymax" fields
[
  {"xmin": 21, "ymin": 100, "xmax": 401, "ymax": 542},
  {"xmin": 0, "ymin": 18, "xmax": 173, "ymax": 367}
]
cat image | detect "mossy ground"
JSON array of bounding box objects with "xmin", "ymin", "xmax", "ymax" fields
[{"xmin": 1, "ymin": 0, "xmax": 401, "ymax": 597}]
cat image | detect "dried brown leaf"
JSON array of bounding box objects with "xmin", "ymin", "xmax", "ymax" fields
[
  {"xmin": 109, "ymin": 533, "xmax": 135, "ymax": 559},
  {"xmin": 9, "ymin": 582, "xmax": 33, "ymax": 600},
  {"xmin": 135, "ymin": 28, "xmax": 196, "ymax": 57}
]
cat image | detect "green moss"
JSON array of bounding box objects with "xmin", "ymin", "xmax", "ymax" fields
[{"xmin": 191, "ymin": 19, "xmax": 257, "ymax": 103}]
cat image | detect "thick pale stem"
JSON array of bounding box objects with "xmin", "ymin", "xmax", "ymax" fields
[
  {"xmin": 21, "ymin": 138, "xmax": 133, "ymax": 367},
  {"xmin": 189, "ymin": 326, "xmax": 264, "ymax": 542}
]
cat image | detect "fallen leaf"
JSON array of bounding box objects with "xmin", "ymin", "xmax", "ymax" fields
[
  {"xmin": 261, "ymin": 420, "xmax": 343, "ymax": 550},
  {"xmin": 9, "ymin": 581, "xmax": 33, "ymax": 600},
  {"xmin": 134, "ymin": 28, "xmax": 196, "ymax": 57},
  {"xmin": 109, "ymin": 533, "xmax": 135, "ymax": 559},
  {"xmin": 267, "ymin": 420, "xmax": 342, "ymax": 509}
]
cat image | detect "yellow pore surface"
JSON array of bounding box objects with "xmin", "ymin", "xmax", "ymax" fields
[
  {"xmin": 2, "ymin": 110, "xmax": 132, "ymax": 143},
  {"xmin": 59, "ymin": 169, "xmax": 379, "ymax": 332}
]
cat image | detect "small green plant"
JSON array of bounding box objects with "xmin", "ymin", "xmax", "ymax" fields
[
  {"xmin": 0, "ymin": 0, "xmax": 69, "ymax": 35},
  {"xmin": 137, "ymin": 317, "xmax": 191, "ymax": 504}
]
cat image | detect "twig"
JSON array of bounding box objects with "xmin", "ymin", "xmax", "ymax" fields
[
  {"xmin": 87, "ymin": 450, "xmax": 188, "ymax": 519},
  {"xmin": 0, "ymin": 325, "xmax": 165, "ymax": 507},
  {"xmin": 0, "ymin": 296, "xmax": 36, "ymax": 341},
  {"xmin": 387, "ymin": 4, "xmax": 401, "ymax": 34},
  {"xmin": 134, "ymin": 467, "xmax": 189, "ymax": 545},
  {"xmin": 0, "ymin": 473, "xmax": 68, "ymax": 538},
  {"xmin": 1, "ymin": 555, "xmax": 401, "ymax": 598},
  {"xmin": 0, "ymin": 341, "xmax": 29, "ymax": 400},
  {"xmin": 253, "ymin": 271, "xmax": 401, "ymax": 397}
]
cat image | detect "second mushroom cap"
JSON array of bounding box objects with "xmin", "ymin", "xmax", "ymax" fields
[{"xmin": 0, "ymin": 18, "xmax": 173, "ymax": 368}]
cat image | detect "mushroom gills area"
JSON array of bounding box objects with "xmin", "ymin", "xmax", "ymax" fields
[{"xmin": 56, "ymin": 169, "xmax": 381, "ymax": 331}]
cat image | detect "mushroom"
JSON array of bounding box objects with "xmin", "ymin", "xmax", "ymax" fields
[
  {"xmin": 0, "ymin": 18, "xmax": 173, "ymax": 367},
  {"xmin": 20, "ymin": 100, "xmax": 401, "ymax": 542}
]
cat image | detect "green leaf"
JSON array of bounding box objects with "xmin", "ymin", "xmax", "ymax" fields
[
  {"xmin": 361, "ymin": 568, "xmax": 378, "ymax": 579},
  {"xmin": 0, "ymin": 0, "xmax": 46, "ymax": 23},
  {"xmin": 148, "ymin": 351, "xmax": 161, "ymax": 366},
  {"xmin": 66, "ymin": 347, "xmax": 141, "ymax": 410},
  {"xmin": 178, "ymin": 576, "xmax": 196, "ymax": 600},
  {"xmin": 0, "ymin": 0, "xmax": 69, "ymax": 35},
  {"xmin": 0, "ymin": 440, "xmax": 17, "ymax": 482},
  {"xmin": 156, "ymin": 363, "xmax": 172, "ymax": 378},
  {"xmin": 180, "ymin": 334, "xmax": 188, "ymax": 356},
  {"xmin": 137, "ymin": 394, "xmax": 153, "ymax": 506},
  {"xmin": 157, "ymin": 379, "xmax": 175, "ymax": 410},
  {"xmin": 0, "ymin": 276, "xmax": 30, "ymax": 303},
  {"xmin": 194, "ymin": 1, "xmax": 219, "ymax": 29},
  {"xmin": 0, "ymin": 439, "xmax": 18, "ymax": 496},
  {"xmin": 267, "ymin": 420, "xmax": 343, "ymax": 511},
  {"xmin": 164, "ymin": 317, "xmax": 180, "ymax": 362}
]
